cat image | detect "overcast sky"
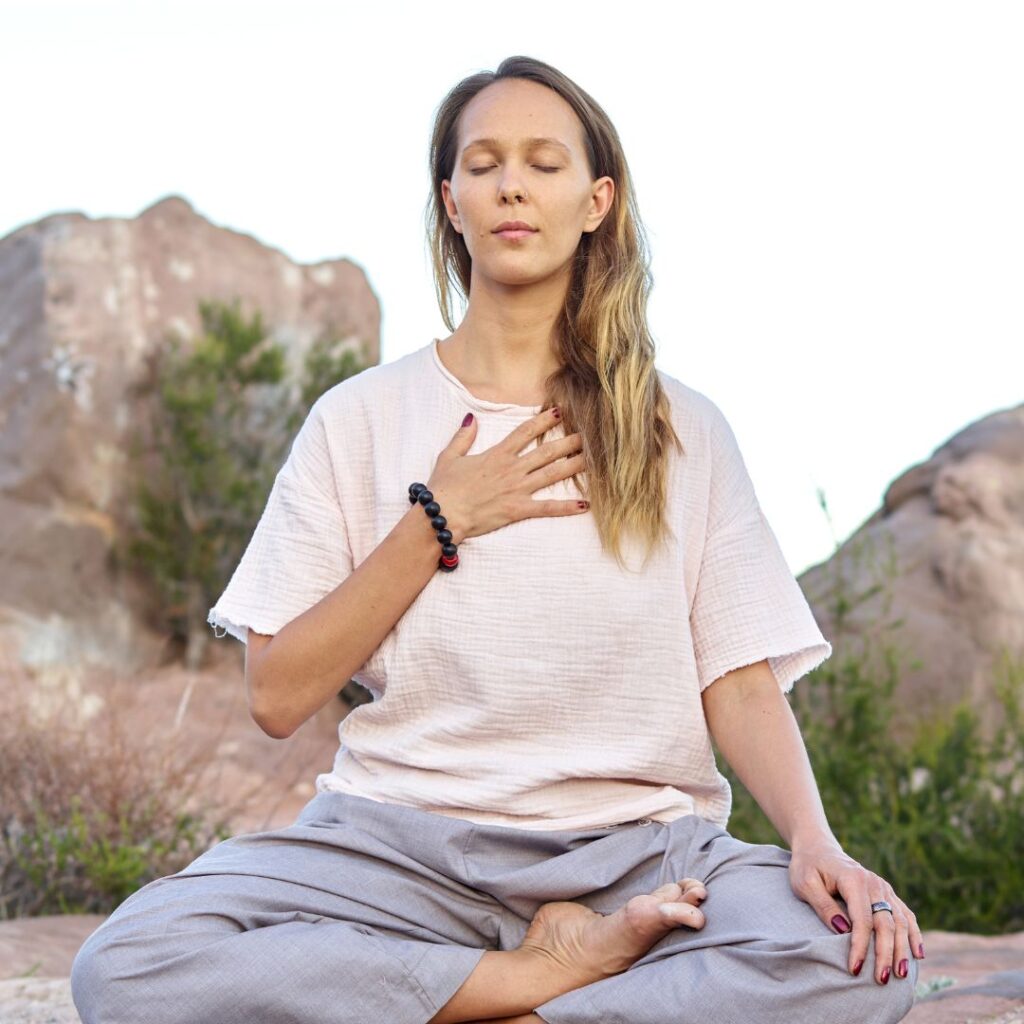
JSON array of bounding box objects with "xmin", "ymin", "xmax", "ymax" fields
[{"xmin": 2, "ymin": 0, "xmax": 1021, "ymax": 576}]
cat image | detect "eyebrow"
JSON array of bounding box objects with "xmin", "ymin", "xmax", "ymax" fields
[{"xmin": 461, "ymin": 136, "xmax": 571, "ymax": 156}]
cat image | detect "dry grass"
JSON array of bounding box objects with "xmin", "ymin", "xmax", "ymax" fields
[{"xmin": 0, "ymin": 646, "xmax": 265, "ymax": 920}]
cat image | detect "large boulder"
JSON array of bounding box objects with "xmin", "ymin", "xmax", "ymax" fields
[
  {"xmin": 0, "ymin": 194, "xmax": 379, "ymax": 682},
  {"xmin": 800, "ymin": 402, "xmax": 1024, "ymax": 739}
]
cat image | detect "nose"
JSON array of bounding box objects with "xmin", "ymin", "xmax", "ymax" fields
[{"xmin": 499, "ymin": 173, "xmax": 527, "ymax": 205}]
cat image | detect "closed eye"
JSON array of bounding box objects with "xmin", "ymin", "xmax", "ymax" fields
[{"xmin": 468, "ymin": 166, "xmax": 560, "ymax": 174}]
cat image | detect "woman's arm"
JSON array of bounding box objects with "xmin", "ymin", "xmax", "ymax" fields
[
  {"xmin": 701, "ymin": 659, "xmax": 841, "ymax": 852},
  {"xmin": 247, "ymin": 501, "xmax": 447, "ymax": 739}
]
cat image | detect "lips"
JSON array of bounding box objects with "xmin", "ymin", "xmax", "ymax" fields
[{"xmin": 493, "ymin": 221, "xmax": 537, "ymax": 232}]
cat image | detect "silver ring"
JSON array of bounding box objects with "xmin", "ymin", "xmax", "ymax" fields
[{"xmin": 871, "ymin": 900, "xmax": 893, "ymax": 915}]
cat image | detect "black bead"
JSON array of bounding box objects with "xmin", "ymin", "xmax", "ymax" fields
[{"xmin": 407, "ymin": 482, "xmax": 460, "ymax": 572}]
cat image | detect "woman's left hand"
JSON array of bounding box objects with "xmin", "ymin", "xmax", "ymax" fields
[{"xmin": 787, "ymin": 838, "xmax": 924, "ymax": 985}]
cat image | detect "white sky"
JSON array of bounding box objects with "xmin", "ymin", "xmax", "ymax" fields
[{"xmin": 2, "ymin": 0, "xmax": 1021, "ymax": 576}]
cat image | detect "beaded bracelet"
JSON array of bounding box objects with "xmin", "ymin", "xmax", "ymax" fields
[{"xmin": 408, "ymin": 481, "xmax": 460, "ymax": 572}]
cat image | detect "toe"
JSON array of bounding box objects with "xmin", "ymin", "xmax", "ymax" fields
[
  {"xmin": 651, "ymin": 881, "xmax": 683, "ymax": 900},
  {"xmin": 656, "ymin": 899, "xmax": 705, "ymax": 928}
]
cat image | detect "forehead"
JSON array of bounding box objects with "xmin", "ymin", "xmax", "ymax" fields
[
  {"xmin": 458, "ymin": 79, "xmax": 582, "ymax": 155},
  {"xmin": 461, "ymin": 135, "xmax": 571, "ymax": 155}
]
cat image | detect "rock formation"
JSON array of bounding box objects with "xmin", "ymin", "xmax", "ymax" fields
[
  {"xmin": 800, "ymin": 402, "xmax": 1024, "ymax": 739},
  {"xmin": 0, "ymin": 194, "xmax": 379, "ymax": 685}
]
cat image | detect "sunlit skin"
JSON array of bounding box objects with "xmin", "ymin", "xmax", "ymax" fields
[{"xmin": 437, "ymin": 77, "xmax": 614, "ymax": 406}]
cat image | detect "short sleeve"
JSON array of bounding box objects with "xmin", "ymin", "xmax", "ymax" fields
[
  {"xmin": 207, "ymin": 396, "xmax": 354, "ymax": 645},
  {"xmin": 689, "ymin": 404, "xmax": 832, "ymax": 695}
]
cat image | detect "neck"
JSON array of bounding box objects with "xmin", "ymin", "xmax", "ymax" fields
[{"xmin": 440, "ymin": 286, "xmax": 565, "ymax": 405}]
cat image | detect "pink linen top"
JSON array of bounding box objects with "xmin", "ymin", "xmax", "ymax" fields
[{"xmin": 208, "ymin": 338, "xmax": 832, "ymax": 831}]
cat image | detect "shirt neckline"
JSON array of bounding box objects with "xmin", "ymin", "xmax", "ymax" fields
[{"xmin": 430, "ymin": 337, "xmax": 543, "ymax": 415}]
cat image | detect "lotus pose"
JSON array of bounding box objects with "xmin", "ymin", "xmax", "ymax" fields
[{"xmin": 71, "ymin": 55, "xmax": 922, "ymax": 1024}]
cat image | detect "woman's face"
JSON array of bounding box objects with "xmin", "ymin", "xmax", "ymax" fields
[{"xmin": 441, "ymin": 78, "xmax": 614, "ymax": 288}]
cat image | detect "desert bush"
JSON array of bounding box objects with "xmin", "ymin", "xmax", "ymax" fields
[
  {"xmin": 0, "ymin": 660, "xmax": 258, "ymax": 919},
  {"xmin": 116, "ymin": 297, "xmax": 373, "ymax": 671}
]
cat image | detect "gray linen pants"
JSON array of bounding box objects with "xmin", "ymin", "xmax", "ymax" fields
[{"xmin": 70, "ymin": 790, "xmax": 918, "ymax": 1023}]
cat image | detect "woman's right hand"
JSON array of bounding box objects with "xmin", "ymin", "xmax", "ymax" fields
[{"xmin": 425, "ymin": 407, "xmax": 589, "ymax": 545}]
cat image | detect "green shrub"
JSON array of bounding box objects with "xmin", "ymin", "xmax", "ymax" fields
[
  {"xmin": 116, "ymin": 297, "xmax": 373, "ymax": 671},
  {"xmin": 6, "ymin": 795, "xmax": 228, "ymax": 916},
  {"xmin": 0, "ymin": 666, "xmax": 243, "ymax": 919}
]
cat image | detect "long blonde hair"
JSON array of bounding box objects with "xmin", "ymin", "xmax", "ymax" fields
[{"xmin": 425, "ymin": 55, "xmax": 684, "ymax": 571}]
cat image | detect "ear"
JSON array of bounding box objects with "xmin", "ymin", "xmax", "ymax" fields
[
  {"xmin": 441, "ymin": 179, "xmax": 463, "ymax": 234},
  {"xmin": 585, "ymin": 175, "xmax": 615, "ymax": 233}
]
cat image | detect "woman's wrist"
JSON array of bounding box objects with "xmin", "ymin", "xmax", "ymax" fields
[
  {"xmin": 415, "ymin": 484, "xmax": 469, "ymax": 546},
  {"xmin": 397, "ymin": 501, "xmax": 452, "ymax": 570},
  {"xmin": 789, "ymin": 828, "xmax": 843, "ymax": 853}
]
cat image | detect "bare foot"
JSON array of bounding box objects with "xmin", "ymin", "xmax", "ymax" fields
[{"xmin": 518, "ymin": 878, "xmax": 708, "ymax": 986}]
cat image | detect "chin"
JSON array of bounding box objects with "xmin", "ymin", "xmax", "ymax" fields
[{"xmin": 491, "ymin": 269, "xmax": 553, "ymax": 288}]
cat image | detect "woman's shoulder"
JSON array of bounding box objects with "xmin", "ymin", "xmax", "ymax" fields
[
  {"xmin": 655, "ymin": 366, "xmax": 731, "ymax": 447},
  {"xmin": 315, "ymin": 344, "xmax": 427, "ymax": 425}
]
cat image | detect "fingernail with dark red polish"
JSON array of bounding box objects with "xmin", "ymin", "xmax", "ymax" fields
[
  {"xmin": 918, "ymin": 943, "xmax": 925, "ymax": 959},
  {"xmin": 881, "ymin": 966, "xmax": 891, "ymax": 984},
  {"xmin": 898, "ymin": 959, "xmax": 908, "ymax": 978},
  {"xmin": 831, "ymin": 914, "xmax": 851, "ymax": 933},
  {"xmin": 462, "ymin": 412, "xmax": 473, "ymax": 427},
  {"xmin": 852, "ymin": 959, "xmax": 863, "ymax": 976}
]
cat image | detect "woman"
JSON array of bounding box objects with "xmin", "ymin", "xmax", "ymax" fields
[{"xmin": 71, "ymin": 56, "xmax": 922, "ymax": 1024}]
